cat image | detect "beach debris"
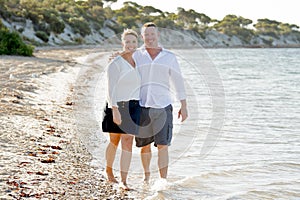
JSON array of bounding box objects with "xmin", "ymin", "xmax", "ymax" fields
[
  {"xmin": 19, "ymin": 161, "xmax": 31, "ymax": 166},
  {"xmin": 67, "ymin": 181, "xmax": 77, "ymax": 185},
  {"xmin": 36, "ymin": 171, "xmax": 49, "ymax": 176},
  {"xmin": 26, "ymin": 171, "xmax": 48, "ymax": 176},
  {"xmin": 6, "ymin": 180, "xmax": 26, "ymax": 188},
  {"xmin": 65, "ymin": 101, "xmax": 74, "ymax": 106},
  {"xmin": 13, "ymin": 94, "xmax": 24, "ymax": 99},
  {"xmin": 42, "ymin": 144, "xmax": 63, "ymax": 150},
  {"xmin": 59, "ymin": 140, "xmax": 70, "ymax": 144},
  {"xmin": 27, "ymin": 152, "xmax": 37, "ymax": 156},
  {"xmin": 50, "ymin": 145, "xmax": 62, "ymax": 150},
  {"xmin": 46, "ymin": 125, "xmax": 56, "ymax": 133},
  {"xmin": 41, "ymin": 157, "xmax": 55, "ymax": 163},
  {"xmin": 11, "ymin": 99, "xmax": 21, "ymax": 104}
]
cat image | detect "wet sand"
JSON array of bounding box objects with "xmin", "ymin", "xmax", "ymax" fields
[{"xmin": 0, "ymin": 47, "xmax": 132, "ymax": 199}]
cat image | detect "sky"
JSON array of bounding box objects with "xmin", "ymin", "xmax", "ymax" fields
[{"xmin": 108, "ymin": 0, "xmax": 300, "ymax": 26}]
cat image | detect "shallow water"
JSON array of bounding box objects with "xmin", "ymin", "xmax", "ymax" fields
[{"xmin": 79, "ymin": 48, "xmax": 300, "ymax": 199}]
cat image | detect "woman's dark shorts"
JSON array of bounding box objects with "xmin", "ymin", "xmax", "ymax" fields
[{"xmin": 102, "ymin": 100, "xmax": 140, "ymax": 135}]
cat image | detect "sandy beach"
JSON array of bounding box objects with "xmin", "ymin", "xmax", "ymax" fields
[{"xmin": 0, "ymin": 47, "xmax": 133, "ymax": 199}]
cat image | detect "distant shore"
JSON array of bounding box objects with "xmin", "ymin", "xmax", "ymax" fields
[{"xmin": 32, "ymin": 43, "xmax": 300, "ymax": 52}]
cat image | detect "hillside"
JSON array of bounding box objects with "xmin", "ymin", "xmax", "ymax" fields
[{"xmin": 1, "ymin": 0, "xmax": 300, "ymax": 48}]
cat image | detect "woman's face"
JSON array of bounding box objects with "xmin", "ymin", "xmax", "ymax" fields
[{"xmin": 122, "ymin": 34, "xmax": 138, "ymax": 52}]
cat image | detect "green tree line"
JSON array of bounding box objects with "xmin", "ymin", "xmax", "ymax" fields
[{"xmin": 1, "ymin": 0, "xmax": 300, "ymax": 55}]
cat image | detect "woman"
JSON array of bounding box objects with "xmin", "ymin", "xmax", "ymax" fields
[{"xmin": 102, "ymin": 29, "xmax": 140, "ymax": 190}]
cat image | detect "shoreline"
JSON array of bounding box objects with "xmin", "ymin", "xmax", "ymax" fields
[
  {"xmin": 0, "ymin": 48, "xmax": 133, "ymax": 199},
  {"xmin": 31, "ymin": 44, "xmax": 300, "ymax": 52}
]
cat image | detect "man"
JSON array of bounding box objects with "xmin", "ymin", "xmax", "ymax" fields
[{"xmin": 133, "ymin": 22, "xmax": 188, "ymax": 183}]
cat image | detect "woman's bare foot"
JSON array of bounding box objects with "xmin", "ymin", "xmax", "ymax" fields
[
  {"xmin": 106, "ymin": 167, "xmax": 118, "ymax": 183},
  {"xmin": 107, "ymin": 175, "xmax": 118, "ymax": 183},
  {"xmin": 119, "ymin": 182, "xmax": 130, "ymax": 190}
]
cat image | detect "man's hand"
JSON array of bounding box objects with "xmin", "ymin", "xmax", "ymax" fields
[
  {"xmin": 112, "ymin": 107, "xmax": 122, "ymax": 125},
  {"xmin": 108, "ymin": 50, "xmax": 132, "ymax": 62},
  {"xmin": 108, "ymin": 51, "xmax": 121, "ymax": 62},
  {"xmin": 178, "ymin": 107, "xmax": 188, "ymax": 122},
  {"xmin": 178, "ymin": 100, "xmax": 188, "ymax": 122}
]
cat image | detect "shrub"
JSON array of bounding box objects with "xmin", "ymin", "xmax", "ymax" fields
[
  {"xmin": 74, "ymin": 37, "xmax": 83, "ymax": 44},
  {"xmin": 0, "ymin": 29, "xmax": 34, "ymax": 56},
  {"xmin": 35, "ymin": 22, "xmax": 51, "ymax": 35},
  {"xmin": 0, "ymin": 19, "xmax": 5, "ymax": 30},
  {"xmin": 50, "ymin": 19, "xmax": 65, "ymax": 33},
  {"xmin": 17, "ymin": 27, "xmax": 24, "ymax": 33},
  {"xmin": 42, "ymin": 9, "xmax": 65, "ymax": 33},
  {"xmin": 68, "ymin": 17, "xmax": 91, "ymax": 36},
  {"xmin": 35, "ymin": 31, "xmax": 49, "ymax": 42}
]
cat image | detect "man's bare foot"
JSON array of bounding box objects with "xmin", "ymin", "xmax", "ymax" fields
[
  {"xmin": 119, "ymin": 182, "xmax": 130, "ymax": 190},
  {"xmin": 144, "ymin": 172, "xmax": 150, "ymax": 184}
]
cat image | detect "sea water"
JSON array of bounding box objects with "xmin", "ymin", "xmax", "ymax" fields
[{"xmin": 87, "ymin": 48, "xmax": 300, "ymax": 199}]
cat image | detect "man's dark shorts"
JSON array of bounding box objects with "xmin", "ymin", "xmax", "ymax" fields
[{"xmin": 135, "ymin": 104, "xmax": 173, "ymax": 147}]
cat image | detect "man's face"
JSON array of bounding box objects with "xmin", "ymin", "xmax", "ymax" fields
[{"xmin": 142, "ymin": 27, "xmax": 159, "ymax": 48}]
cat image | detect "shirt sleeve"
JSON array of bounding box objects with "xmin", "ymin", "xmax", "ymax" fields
[
  {"xmin": 106, "ymin": 58, "xmax": 120, "ymax": 108},
  {"xmin": 169, "ymin": 56, "xmax": 187, "ymax": 100}
]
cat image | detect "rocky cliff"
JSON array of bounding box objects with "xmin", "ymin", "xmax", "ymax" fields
[{"xmin": 2, "ymin": 18, "xmax": 300, "ymax": 48}]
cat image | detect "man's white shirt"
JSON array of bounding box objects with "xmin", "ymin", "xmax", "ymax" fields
[{"xmin": 133, "ymin": 46, "xmax": 186, "ymax": 108}]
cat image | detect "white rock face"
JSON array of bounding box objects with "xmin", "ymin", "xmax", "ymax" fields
[{"xmin": 1, "ymin": 18, "xmax": 300, "ymax": 48}]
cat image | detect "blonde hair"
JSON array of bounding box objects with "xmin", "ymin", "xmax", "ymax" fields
[{"xmin": 121, "ymin": 29, "xmax": 138, "ymax": 41}]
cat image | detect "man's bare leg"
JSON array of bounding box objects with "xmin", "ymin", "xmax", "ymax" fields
[
  {"xmin": 141, "ymin": 144, "xmax": 151, "ymax": 182},
  {"xmin": 157, "ymin": 145, "xmax": 168, "ymax": 179}
]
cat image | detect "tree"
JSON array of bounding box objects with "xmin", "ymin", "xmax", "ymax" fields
[
  {"xmin": 197, "ymin": 13, "xmax": 211, "ymax": 25},
  {"xmin": 254, "ymin": 18, "xmax": 280, "ymax": 35},
  {"xmin": 141, "ymin": 6, "xmax": 163, "ymax": 16},
  {"xmin": 213, "ymin": 15, "xmax": 254, "ymax": 42},
  {"xmin": 103, "ymin": 0, "xmax": 118, "ymax": 4},
  {"xmin": 117, "ymin": 15, "xmax": 137, "ymax": 28},
  {"xmin": 117, "ymin": 3, "xmax": 139, "ymax": 17},
  {"xmin": 87, "ymin": 0, "xmax": 103, "ymax": 7}
]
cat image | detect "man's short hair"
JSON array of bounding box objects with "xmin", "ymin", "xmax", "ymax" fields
[
  {"xmin": 143, "ymin": 22, "xmax": 157, "ymax": 28},
  {"xmin": 141, "ymin": 22, "xmax": 157, "ymax": 34}
]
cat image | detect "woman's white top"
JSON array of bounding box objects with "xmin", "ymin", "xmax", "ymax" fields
[{"xmin": 106, "ymin": 55, "xmax": 141, "ymax": 108}]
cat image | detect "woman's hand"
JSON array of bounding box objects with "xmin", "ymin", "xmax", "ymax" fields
[{"xmin": 112, "ymin": 107, "xmax": 122, "ymax": 125}]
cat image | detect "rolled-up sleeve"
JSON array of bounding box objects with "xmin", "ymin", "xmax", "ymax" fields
[
  {"xmin": 107, "ymin": 60, "xmax": 120, "ymax": 108},
  {"xmin": 170, "ymin": 57, "xmax": 186, "ymax": 100}
]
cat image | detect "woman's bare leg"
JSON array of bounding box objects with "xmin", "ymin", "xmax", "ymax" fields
[
  {"xmin": 105, "ymin": 133, "xmax": 121, "ymax": 182},
  {"xmin": 120, "ymin": 134, "xmax": 134, "ymax": 190}
]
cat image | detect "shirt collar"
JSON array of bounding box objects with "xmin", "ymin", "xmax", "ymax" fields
[
  {"xmin": 139, "ymin": 43, "xmax": 164, "ymax": 51},
  {"xmin": 138, "ymin": 44, "xmax": 165, "ymax": 61}
]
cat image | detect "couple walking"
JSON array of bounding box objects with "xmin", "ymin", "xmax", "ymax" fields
[{"xmin": 102, "ymin": 22, "xmax": 188, "ymax": 190}]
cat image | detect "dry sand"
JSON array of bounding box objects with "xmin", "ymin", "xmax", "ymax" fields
[{"xmin": 0, "ymin": 47, "xmax": 133, "ymax": 199}]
